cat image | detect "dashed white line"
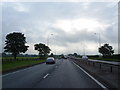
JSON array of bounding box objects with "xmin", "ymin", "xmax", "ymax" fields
[
  {"xmin": 72, "ymin": 62, "xmax": 108, "ymax": 90},
  {"xmin": 56, "ymin": 66, "xmax": 58, "ymax": 68},
  {"xmin": 43, "ymin": 74, "xmax": 49, "ymax": 79}
]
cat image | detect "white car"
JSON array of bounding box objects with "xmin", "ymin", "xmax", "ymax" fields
[
  {"xmin": 46, "ymin": 57, "xmax": 55, "ymax": 64},
  {"xmin": 82, "ymin": 56, "xmax": 88, "ymax": 60}
]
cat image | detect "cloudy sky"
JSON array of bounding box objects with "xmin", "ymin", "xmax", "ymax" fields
[{"xmin": 1, "ymin": 0, "xmax": 119, "ymax": 55}]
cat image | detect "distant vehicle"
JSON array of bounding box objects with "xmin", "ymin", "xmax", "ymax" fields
[
  {"xmin": 64, "ymin": 55, "xmax": 68, "ymax": 59},
  {"xmin": 82, "ymin": 56, "xmax": 88, "ymax": 60},
  {"xmin": 46, "ymin": 57, "xmax": 55, "ymax": 64}
]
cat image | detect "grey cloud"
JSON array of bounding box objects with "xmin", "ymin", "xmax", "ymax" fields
[
  {"xmin": 101, "ymin": 25, "xmax": 118, "ymax": 44},
  {"xmin": 48, "ymin": 27, "xmax": 99, "ymax": 46},
  {"xmin": 2, "ymin": 2, "xmax": 118, "ymax": 54},
  {"xmin": 3, "ymin": 2, "xmax": 116, "ymax": 21}
]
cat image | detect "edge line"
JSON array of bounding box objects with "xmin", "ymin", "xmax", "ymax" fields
[{"xmin": 72, "ymin": 62, "xmax": 108, "ymax": 89}]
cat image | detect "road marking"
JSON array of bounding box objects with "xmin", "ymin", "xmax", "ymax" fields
[
  {"xmin": 1, "ymin": 67, "xmax": 32, "ymax": 77},
  {"xmin": 56, "ymin": 66, "xmax": 58, "ymax": 68},
  {"xmin": 72, "ymin": 62, "xmax": 108, "ymax": 90},
  {"xmin": 43, "ymin": 74, "xmax": 49, "ymax": 79},
  {"xmin": 1, "ymin": 64, "xmax": 45, "ymax": 77},
  {"xmin": 0, "ymin": 70, "xmax": 23, "ymax": 77}
]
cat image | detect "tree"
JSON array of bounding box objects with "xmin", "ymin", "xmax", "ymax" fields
[
  {"xmin": 99, "ymin": 44, "xmax": 114, "ymax": 57},
  {"xmin": 73, "ymin": 53, "xmax": 77, "ymax": 57},
  {"xmin": 2, "ymin": 52, "xmax": 7, "ymax": 57},
  {"xmin": 34, "ymin": 43, "xmax": 51, "ymax": 59},
  {"xmin": 4, "ymin": 32, "xmax": 29, "ymax": 59},
  {"xmin": 49, "ymin": 53, "xmax": 54, "ymax": 57},
  {"xmin": 59, "ymin": 54, "xmax": 64, "ymax": 58}
]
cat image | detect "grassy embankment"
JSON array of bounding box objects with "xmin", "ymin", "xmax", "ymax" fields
[
  {"xmin": 78, "ymin": 54, "xmax": 120, "ymax": 62},
  {"xmin": 89, "ymin": 57, "xmax": 120, "ymax": 62},
  {"xmin": 2, "ymin": 57, "xmax": 45, "ymax": 72}
]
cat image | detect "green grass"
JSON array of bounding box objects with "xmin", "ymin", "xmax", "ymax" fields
[
  {"xmin": 2, "ymin": 57, "xmax": 40, "ymax": 60},
  {"xmin": 89, "ymin": 57, "xmax": 120, "ymax": 62},
  {"xmin": 2, "ymin": 57, "xmax": 45, "ymax": 72}
]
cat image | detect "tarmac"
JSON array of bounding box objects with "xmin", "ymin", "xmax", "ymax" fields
[{"xmin": 71, "ymin": 58, "xmax": 119, "ymax": 89}]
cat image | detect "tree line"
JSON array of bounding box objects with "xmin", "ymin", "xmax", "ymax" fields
[
  {"xmin": 4, "ymin": 32, "xmax": 51, "ymax": 59},
  {"xmin": 3, "ymin": 32, "xmax": 115, "ymax": 59}
]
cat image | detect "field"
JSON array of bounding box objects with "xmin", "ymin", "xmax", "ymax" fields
[
  {"xmin": 87, "ymin": 54, "xmax": 120, "ymax": 62},
  {"xmin": 89, "ymin": 57, "xmax": 120, "ymax": 62},
  {"xmin": 2, "ymin": 57, "xmax": 46, "ymax": 72}
]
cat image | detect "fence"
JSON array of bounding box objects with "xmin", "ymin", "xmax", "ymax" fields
[{"xmin": 71, "ymin": 57, "xmax": 120, "ymax": 73}]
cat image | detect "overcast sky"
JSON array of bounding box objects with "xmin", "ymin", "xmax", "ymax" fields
[{"xmin": 1, "ymin": 0, "xmax": 119, "ymax": 55}]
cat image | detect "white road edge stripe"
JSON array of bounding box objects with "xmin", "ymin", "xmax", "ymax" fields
[
  {"xmin": 0, "ymin": 64, "xmax": 42, "ymax": 77},
  {"xmin": 73, "ymin": 62, "xmax": 108, "ymax": 90},
  {"xmin": 43, "ymin": 74, "xmax": 49, "ymax": 79}
]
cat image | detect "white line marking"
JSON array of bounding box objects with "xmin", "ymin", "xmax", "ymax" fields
[
  {"xmin": 1, "ymin": 64, "xmax": 44, "ymax": 77},
  {"xmin": 73, "ymin": 62, "xmax": 108, "ymax": 89},
  {"xmin": 43, "ymin": 74, "xmax": 49, "ymax": 79},
  {"xmin": 0, "ymin": 70, "xmax": 23, "ymax": 77}
]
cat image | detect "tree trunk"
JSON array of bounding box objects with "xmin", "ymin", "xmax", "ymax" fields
[
  {"xmin": 13, "ymin": 54, "xmax": 17, "ymax": 60},
  {"xmin": 39, "ymin": 54, "xmax": 41, "ymax": 59}
]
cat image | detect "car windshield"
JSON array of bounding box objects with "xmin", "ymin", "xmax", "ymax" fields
[
  {"xmin": 83, "ymin": 56, "xmax": 87, "ymax": 58},
  {"xmin": 47, "ymin": 59, "xmax": 54, "ymax": 61}
]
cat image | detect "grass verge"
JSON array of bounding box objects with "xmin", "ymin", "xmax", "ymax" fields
[
  {"xmin": 89, "ymin": 57, "xmax": 120, "ymax": 62},
  {"xmin": 2, "ymin": 57, "xmax": 40, "ymax": 61},
  {"xmin": 2, "ymin": 59, "xmax": 45, "ymax": 72}
]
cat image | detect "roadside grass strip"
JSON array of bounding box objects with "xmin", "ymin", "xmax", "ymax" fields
[
  {"xmin": 2, "ymin": 59, "xmax": 45, "ymax": 72},
  {"xmin": 89, "ymin": 58, "xmax": 120, "ymax": 62}
]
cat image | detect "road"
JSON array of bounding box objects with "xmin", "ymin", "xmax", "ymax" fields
[{"xmin": 2, "ymin": 59, "xmax": 105, "ymax": 88}]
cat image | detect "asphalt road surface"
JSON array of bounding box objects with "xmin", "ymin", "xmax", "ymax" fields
[{"xmin": 2, "ymin": 59, "xmax": 105, "ymax": 88}]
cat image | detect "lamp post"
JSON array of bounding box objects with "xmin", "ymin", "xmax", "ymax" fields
[
  {"xmin": 94, "ymin": 33, "xmax": 101, "ymax": 48},
  {"xmin": 47, "ymin": 34, "xmax": 53, "ymax": 47},
  {"xmin": 47, "ymin": 33, "xmax": 54, "ymax": 55},
  {"xmin": 81, "ymin": 42, "xmax": 86, "ymax": 56},
  {"xmin": 94, "ymin": 33, "xmax": 101, "ymax": 47},
  {"xmin": 94, "ymin": 33, "xmax": 101, "ymax": 56}
]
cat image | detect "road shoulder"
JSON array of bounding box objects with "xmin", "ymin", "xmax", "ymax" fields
[{"xmin": 70, "ymin": 58, "xmax": 119, "ymax": 89}]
